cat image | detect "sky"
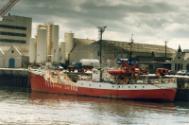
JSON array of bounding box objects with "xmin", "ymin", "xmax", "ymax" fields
[{"xmin": 1, "ymin": 0, "xmax": 189, "ymax": 49}]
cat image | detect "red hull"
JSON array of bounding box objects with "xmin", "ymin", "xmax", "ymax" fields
[{"xmin": 30, "ymin": 72, "xmax": 176, "ymax": 101}]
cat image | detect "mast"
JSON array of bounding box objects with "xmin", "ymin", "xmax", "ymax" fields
[{"xmin": 98, "ymin": 26, "xmax": 107, "ymax": 82}]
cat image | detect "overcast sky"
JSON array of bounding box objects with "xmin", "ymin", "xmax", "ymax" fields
[{"xmin": 1, "ymin": 0, "xmax": 189, "ymax": 49}]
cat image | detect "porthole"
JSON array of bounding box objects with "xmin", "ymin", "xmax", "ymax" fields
[
  {"xmin": 135, "ymin": 86, "xmax": 137, "ymax": 88},
  {"xmin": 99, "ymin": 85, "xmax": 101, "ymax": 87}
]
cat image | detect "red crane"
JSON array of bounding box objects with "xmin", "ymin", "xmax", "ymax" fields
[{"xmin": 0, "ymin": 0, "xmax": 20, "ymax": 17}]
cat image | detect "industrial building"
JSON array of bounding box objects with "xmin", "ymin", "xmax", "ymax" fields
[
  {"xmin": 60, "ymin": 33, "xmax": 175, "ymax": 72},
  {"xmin": 0, "ymin": 15, "xmax": 31, "ymax": 68},
  {"xmin": 0, "ymin": 15, "xmax": 32, "ymax": 56},
  {"xmin": 0, "ymin": 0, "xmax": 31, "ymax": 68}
]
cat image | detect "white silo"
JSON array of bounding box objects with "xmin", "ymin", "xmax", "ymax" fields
[
  {"xmin": 64, "ymin": 32, "xmax": 74, "ymax": 62},
  {"xmin": 46, "ymin": 24, "xmax": 59, "ymax": 63},
  {"xmin": 29, "ymin": 38, "xmax": 36, "ymax": 64},
  {"xmin": 59, "ymin": 42, "xmax": 65, "ymax": 63},
  {"xmin": 36, "ymin": 27, "xmax": 47, "ymax": 64},
  {"xmin": 50, "ymin": 24, "xmax": 59, "ymax": 63},
  {"xmin": 0, "ymin": 48, "xmax": 4, "ymax": 67}
]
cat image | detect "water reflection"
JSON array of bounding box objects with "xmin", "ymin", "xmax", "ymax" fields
[
  {"xmin": 30, "ymin": 92, "xmax": 179, "ymax": 125},
  {"xmin": 0, "ymin": 88, "xmax": 189, "ymax": 125},
  {"xmin": 30, "ymin": 91, "xmax": 176, "ymax": 111}
]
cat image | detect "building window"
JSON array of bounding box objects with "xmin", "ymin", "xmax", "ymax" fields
[
  {"xmin": 0, "ymin": 24, "xmax": 26, "ymax": 30},
  {"xmin": 0, "ymin": 39, "xmax": 26, "ymax": 43},
  {"xmin": 0, "ymin": 32, "xmax": 26, "ymax": 37}
]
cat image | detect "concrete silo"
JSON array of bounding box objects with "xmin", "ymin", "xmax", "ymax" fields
[
  {"xmin": 0, "ymin": 48, "xmax": 4, "ymax": 67},
  {"xmin": 29, "ymin": 38, "xmax": 36, "ymax": 64},
  {"xmin": 46, "ymin": 24, "xmax": 59, "ymax": 63},
  {"xmin": 51, "ymin": 25, "xmax": 59, "ymax": 63},
  {"xmin": 64, "ymin": 32, "xmax": 74, "ymax": 63},
  {"xmin": 36, "ymin": 26, "xmax": 47, "ymax": 64},
  {"xmin": 59, "ymin": 42, "xmax": 65, "ymax": 63}
]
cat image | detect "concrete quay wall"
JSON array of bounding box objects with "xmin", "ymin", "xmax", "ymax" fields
[{"xmin": 0, "ymin": 68, "xmax": 30, "ymax": 89}]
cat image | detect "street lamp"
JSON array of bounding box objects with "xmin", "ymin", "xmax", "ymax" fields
[
  {"xmin": 129, "ymin": 33, "xmax": 134, "ymax": 64},
  {"xmin": 165, "ymin": 41, "xmax": 168, "ymax": 59},
  {"xmin": 98, "ymin": 26, "xmax": 107, "ymax": 82}
]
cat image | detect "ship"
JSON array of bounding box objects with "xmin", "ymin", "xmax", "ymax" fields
[{"xmin": 29, "ymin": 61, "xmax": 177, "ymax": 101}]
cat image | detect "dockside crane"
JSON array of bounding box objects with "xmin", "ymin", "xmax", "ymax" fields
[{"xmin": 0, "ymin": 0, "xmax": 20, "ymax": 17}]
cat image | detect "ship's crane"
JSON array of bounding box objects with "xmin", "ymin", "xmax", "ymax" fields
[{"xmin": 0, "ymin": 0, "xmax": 20, "ymax": 17}]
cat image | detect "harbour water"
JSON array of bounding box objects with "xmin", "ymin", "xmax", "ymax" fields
[{"xmin": 0, "ymin": 88, "xmax": 189, "ymax": 125}]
